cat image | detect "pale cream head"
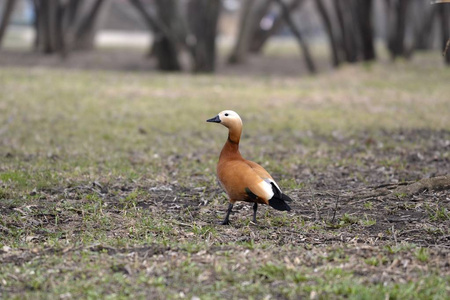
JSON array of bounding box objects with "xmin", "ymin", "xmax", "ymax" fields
[{"xmin": 216, "ymin": 110, "xmax": 242, "ymax": 129}]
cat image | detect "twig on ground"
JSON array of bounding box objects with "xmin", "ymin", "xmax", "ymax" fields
[
  {"xmin": 391, "ymin": 225, "xmax": 398, "ymax": 246},
  {"xmin": 310, "ymin": 188, "xmax": 321, "ymax": 221},
  {"xmin": 393, "ymin": 175, "xmax": 450, "ymax": 196},
  {"xmin": 330, "ymin": 195, "xmax": 340, "ymax": 224},
  {"xmin": 347, "ymin": 175, "xmax": 450, "ymax": 201}
]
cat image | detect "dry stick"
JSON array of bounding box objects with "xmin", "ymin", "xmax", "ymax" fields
[
  {"xmin": 394, "ymin": 175, "xmax": 450, "ymax": 196},
  {"xmin": 170, "ymin": 220, "xmax": 194, "ymax": 228},
  {"xmin": 370, "ymin": 181, "xmax": 412, "ymax": 189},
  {"xmin": 309, "ymin": 188, "xmax": 321, "ymax": 221},
  {"xmin": 391, "ymin": 225, "xmax": 398, "ymax": 247},
  {"xmin": 65, "ymin": 185, "xmax": 104, "ymax": 197},
  {"xmin": 302, "ymin": 176, "xmax": 450, "ymax": 214},
  {"xmin": 330, "ymin": 195, "xmax": 340, "ymax": 224},
  {"xmin": 348, "ymin": 175, "xmax": 450, "ymax": 202}
]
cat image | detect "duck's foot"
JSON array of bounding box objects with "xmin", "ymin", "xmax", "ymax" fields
[
  {"xmin": 252, "ymin": 203, "xmax": 258, "ymax": 224},
  {"xmin": 220, "ymin": 220, "xmax": 230, "ymax": 225},
  {"xmin": 219, "ymin": 203, "xmax": 234, "ymax": 226}
]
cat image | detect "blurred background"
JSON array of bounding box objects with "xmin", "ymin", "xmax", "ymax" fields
[{"xmin": 0, "ymin": 0, "xmax": 449, "ymax": 75}]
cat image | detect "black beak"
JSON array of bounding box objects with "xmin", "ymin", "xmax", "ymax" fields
[{"xmin": 206, "ymin": 115, "xmax": 221, "ymax": 123}]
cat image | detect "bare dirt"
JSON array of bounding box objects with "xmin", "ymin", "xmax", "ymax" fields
[{"xmin": 2, "ymin": 129, "xmax": 448, "ymax": 249}]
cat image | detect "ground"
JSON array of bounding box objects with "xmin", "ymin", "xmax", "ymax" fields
[{"xmin": 0, "ymin": 47, "xmax": 449, "ymax": 299}]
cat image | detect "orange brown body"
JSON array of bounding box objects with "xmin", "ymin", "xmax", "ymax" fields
[{"xmin": 207, "ymin": 110, "xmax": 291, "ymax": 225}]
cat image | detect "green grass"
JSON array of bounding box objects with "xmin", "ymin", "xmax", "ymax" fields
[{"xmin": 1, "ymin": 54, "xmax": 450, "ymax": 299}]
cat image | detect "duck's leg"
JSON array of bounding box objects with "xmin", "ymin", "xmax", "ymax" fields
[
  {"xmin": 252, "ymin": 203, "xmax": 258, "ymax": 223},
  {"xmin": 221, "ymin": 203, "xmax": 233, "ymax": 225}
]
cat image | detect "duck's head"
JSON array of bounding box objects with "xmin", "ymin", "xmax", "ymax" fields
[{"xmin": 206, "ymin": 110, "xmax": 242, "ymax": 129}]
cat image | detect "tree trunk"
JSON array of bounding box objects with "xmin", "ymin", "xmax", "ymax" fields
[
  {"xmin": 73, "ymin": 0, "xmax": 109, "ymax": 51},
  {"xmin": 34, "ymin": 0, "xmax": 59, "ymax": 54},
  {"xmin": 187, "ymin": 0, "xmax": 221, "ymax": 73},
  {"xmin": 152, "ymin": 0, "xmax": 182, "ymax": 71},
  {"xmin": 54, "ymin": 2, "xmax": 67, "ymax": 55},
  {"xmin": 129, "ymin": 0, "xmax": 167, "ymax": 58},
  {"xmin": 334, "ymin": 0, "xmax": 358, "ymax": 63},
  {"xmin": 129, "ymin": 0, "xmax": 161, "ymax": 33},
  {"xmin": 0, "ymin": 0, "xmax": 16, "ymax": 48},
  {"xmin": 274, "ymin": 0, "xmax": 316, "ymax": 73},
  {"xmin": 247, "ymin": 0, "xmax": 273, "ymax": 53},
  {"xmin": 415, "ymin": 4, "xmax": 437, "ymax": 50},
  {"xmin": 58, "ymin": 0, "xmax": 84, "ymax": 57},
  {"xmin": 32, "ymin": 0, "xmax": 40, "ymax": 50},
  {"xmin": 385, "ymin": 0, "xmax": 395, "ymax": 54},
  {"xmin": 356, "ymin": 0, "xmax": 376, "ymax": 61},
  {"xmin": 32, "ymin": 0, "xmax": 107, "ymax": 55},
  {"xmin": 228, "ymin": 0, "xmax": 258, "ymax": 64},
  {"xmin": 315, "ymin": 0, "xmax": 340, "ymax": 67},
  {"xmin": 389, "ymin": 0, "xmax": 410, "ymax": 59},
  {"xmin": 130, "ymin": 0, "xmax": 187, "ymax": 71},
  {"xmin": 440, "ymin": 4, "xmax": 450, "ymax": 65},
  {"xmin": 249, "ymin": 0, "xmax": 305, "ymax": 54}
]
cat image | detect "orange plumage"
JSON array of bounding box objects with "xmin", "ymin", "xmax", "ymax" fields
[{"xmin": 207, "ymin": 110, "xmax": 291, "ymax": 225}]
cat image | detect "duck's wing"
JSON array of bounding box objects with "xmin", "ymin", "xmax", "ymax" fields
[
  {"xmin": 244, "ymin": 160, "xmax": 282, "ymax": 195},
  {"xmin": 218, "ymin": 160, "xmax": 275, "ymax": 203}
]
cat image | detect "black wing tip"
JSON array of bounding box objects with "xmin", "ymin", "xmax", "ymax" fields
[
  {"xmin": 268, "ymin": 197, "xmax": 291, "ymax": 211},
  {"xmin": 271, "ymin": 183, "xmax": 293, "ymax": 203},
  {"xmin": 270, "ymin": 182, "xmax": 282, "ymax": 198},
  {"xmin": 282, "ymin": 193, "xmax": 293, "ymax": 202}
]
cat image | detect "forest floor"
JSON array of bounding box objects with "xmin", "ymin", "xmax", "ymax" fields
[{"xmin": 0, "ymin": 48, "xmax": 449, "ymax": 299}]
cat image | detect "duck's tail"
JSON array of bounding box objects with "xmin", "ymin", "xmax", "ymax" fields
[{"xmin": 269, "ymin": 193, "xmax": 292, "ymax": 211}]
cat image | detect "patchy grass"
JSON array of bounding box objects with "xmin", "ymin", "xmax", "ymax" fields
[{"xmin": 1, "ymin": 55, "xmax": 450, "ymax": 299}]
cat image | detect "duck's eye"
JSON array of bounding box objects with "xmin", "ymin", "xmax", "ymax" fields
[{"xmin": 225, "ymin": 113, "xmax": 229, "ymax": 116}]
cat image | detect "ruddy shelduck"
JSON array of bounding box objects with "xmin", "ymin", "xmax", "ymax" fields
[{"xmin": 207, "ymin": 110, "xmax": 292, "ymax": 225}]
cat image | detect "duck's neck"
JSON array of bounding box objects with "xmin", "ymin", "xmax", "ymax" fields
[{"xmin": 219, "ymin": 126, "xmax": 242, "ymax": 160}]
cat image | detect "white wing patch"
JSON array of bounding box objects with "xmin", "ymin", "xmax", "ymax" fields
[
  {"xmin": 263, "ymin": 178, "xmax": 282, "ymax": 195},
  {"xmin": 258, "ymin": 180, "xmax": 275, "ymax": 200}
]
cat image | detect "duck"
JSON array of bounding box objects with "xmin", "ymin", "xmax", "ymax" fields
[{"xmin": 207, "ymin": 110, "xmax": 292, "ymax": 225}]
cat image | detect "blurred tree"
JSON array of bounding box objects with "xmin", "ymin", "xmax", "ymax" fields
[
  {"xmin": 275, "ymin": 0, "xmax": 315, "ymax": 73},
  {"xmin": 32, "ymin": 0, "xmax": 110, "ymax": 55},
  {"xmin": 414, "ymin": 1, "xmax": 437, "ymax": 50},
  {"xmin": 228, "ymin": 0, "xmax": 259, "ymax": 64},
  {"xmin": 386, "ymin": 0, "xmax": 411, "ymax": 59},
  {"xmin": 248, "ymin": 0, "xmax": 305, "ymax": 54},
  {"xmin": 440, "ymin": 4, "xmax": 450, "ymax": 64},
  {"xmin": 72, "ymin": 0, "xmax": 109, "ymax": 50},
  {"xmin": 129, "ymin": 0, "xmax": 182, "ymax": 71},
  {"xmin": 314, "ymin": 0, "xmax": 376, "ymax": 65},
  {"xmin": 130, "ymin": 0, "xmax": 222, "ymax": 72},
  {"xmin": 315, "ymin": 0, "xmax": 340, "ymax": 66},
  {"xmin": 247, "ymin": 0, "xmax": 276, "ymax": 53},
  {"xmin": 33, "ymin": 1, "xmax": 62, "ymax": 53},
  {"xmin": 187, "ymin": 0, "xmax": 222, "ymax": 72},
  {"xmin": 355, "ymin": 0, "xmax": 376, "ymax": 61},
  {"xmin": 333, "ymin": 0, "xmax": 358, "ymax": 63},
  {"xmin": 1, "ymin": 0, "xmax": 447, "ymax": 72},
  {"xmin": 151, "ymin": 0, "xmax": 184, "ymax": 71},
  {"xmin": 0, "ymin": 0, "xmax": 16, "ymax": 48},
  {"xmin": 229, "ymin": 0, "xmax": 316, "ymax": 73}
]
